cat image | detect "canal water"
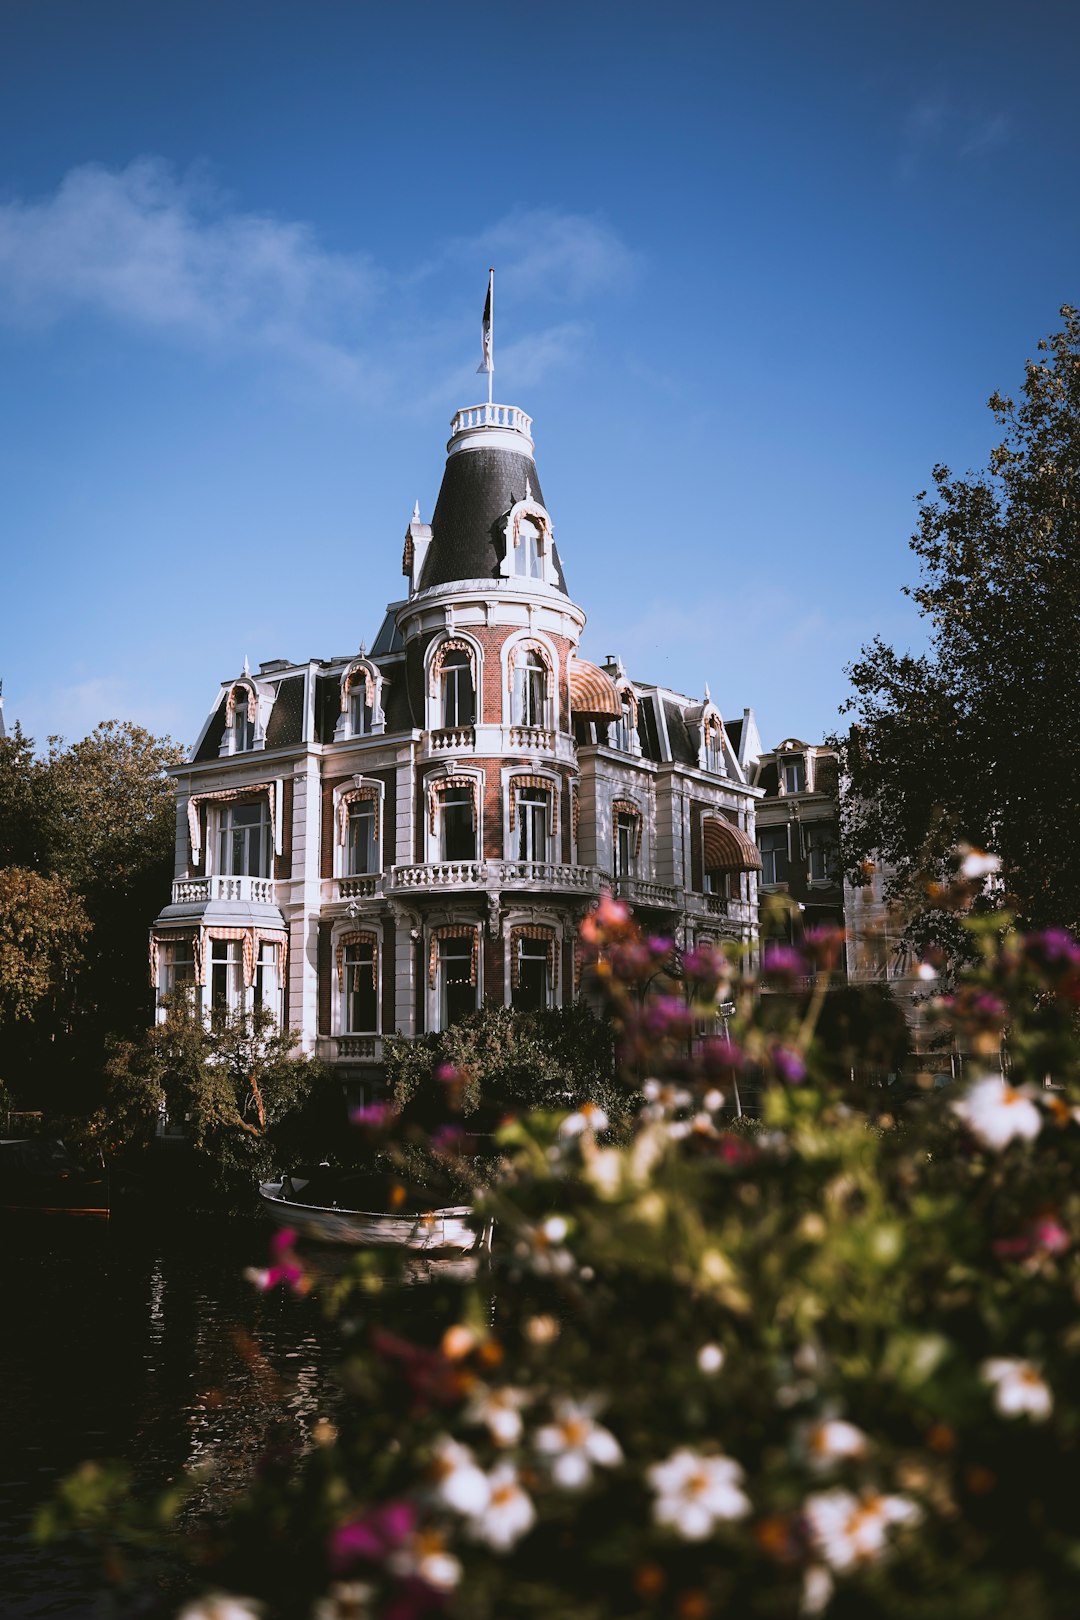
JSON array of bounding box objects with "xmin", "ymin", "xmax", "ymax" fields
[{"xmin": 0, "ymin": 1213, "xmax": 350, "ymax": 1620}]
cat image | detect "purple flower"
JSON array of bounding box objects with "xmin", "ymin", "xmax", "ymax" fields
[
  {"xmin": 435, "ymin": 1063, "xmax": 463, "ymax": 1085},
  {"xmin": 329, "ymin": 1500, "xmax": 417, "ymax": 1572},
  {"xmin": 769, "ymin": 1045, "xmax": 807, "ymax": 1085},
  {"xmin": 647, "ymin": 935, "xmax": 674, "ymax": 961},
  {"xmin": 429, "ymin": 1124, "xmax": 469, "ymax": 1158},
  {"xmin": 642, "ymin": 996, "xmax": 693, "ymax": 1038},
  {"xmin": 1025, "ymin": 928, "xmax": 1080, "ymax": 970},
  {"xmin": 761, "ymin": 944, "xmax": 806, "ymax": 982},
  {"xmin": 700, "ymin": 1036, "xmax": 744, "ymax": 1077},
  {"xmin": 350, "ymin": 1101, "xmax": 399, "ymax": 1130}
]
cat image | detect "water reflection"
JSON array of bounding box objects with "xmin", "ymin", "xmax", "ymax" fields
[{"xmin": 0, "ymin": 1215, "xmax": 344, "ymax": 1619}]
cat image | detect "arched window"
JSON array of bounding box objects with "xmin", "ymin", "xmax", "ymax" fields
[
  {"xmin": 430, "ymin": 926, "xmax": 480, "ymax": 1029},
  {"xmin": 612, "ymin": 799, "xmax": 642, "ymax": 878},
  {"xmin": 440, "ymin": 650, "xmax": 475, "ymax": 728},
  {"xmin": 225, "ymin": 682, "xmax": 258, "ymax": 752}
]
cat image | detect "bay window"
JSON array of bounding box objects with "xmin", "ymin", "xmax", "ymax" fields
[
  {"xmin": 441, "ymin": 650, "xmax": 475, "ymax": 728},
  {"xmin": 441, "ymin": 786, "xmax": 476, "ymax": 862},
  {"xmin": 516, "ymin": 787, "xmax": 549, "ymax": 862},
  {"xmin": 513, "ymin": 652, "xmax": 547, "ymax": 727}
]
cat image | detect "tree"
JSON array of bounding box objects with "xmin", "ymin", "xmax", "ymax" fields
[
  {"xmin": 837, "ymin": 305, "xmax": 1080, "ymax": 938},
  {"xmin": 0, "ymin": 719, "xmax": 184, "ymax": 1106},
  {"xmin": 99, "ymin": 998, "xmax": 326, "ymax": 1205},
  {"xmin": 0, "ymin": 867, "xmax": 89, "ymax": 1025}
]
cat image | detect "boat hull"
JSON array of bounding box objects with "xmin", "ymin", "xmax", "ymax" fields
[{"xmin": 258, "ymin": 1181, "xmax": 479, "ymax": 1250}]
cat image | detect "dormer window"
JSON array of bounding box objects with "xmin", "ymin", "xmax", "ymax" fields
[
  {"xmin": 516, "ymin": 516, "xmax": 543, "ymax": 578},
  {"xmin": 704, "ymin": 716, "xmax": 724, "ymax": 774},
  {"xmin": 441, "ymin": 650, "xmax": 475, "ymax": 728},
  {"xmin": 224, "ymin": 681, "xmax": 259, "ymax": 753},
  {"xmin": 349, "ymin": 678, "xmax": 370, "ymax": 737},
  {"xmin": 781, "ymin": 755, "xmax": 807, "ymax": 794}
]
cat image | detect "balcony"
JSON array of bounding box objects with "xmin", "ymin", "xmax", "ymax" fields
[
  {"xmin": 507, "ymin": 725, "xmax": 555, "ymax": 751},
  {"xmin": 336, "ymin": 874, "xmax": 385, "ymax": 902},
  {"xmin": 171, "ymin": 875, "xmax": 277, "ymax": 906},
  {"xmin": 318, "ymin": 1035, "xmax": 383, "ymax": 1063},
  {"xmin": 390, "ymin": 860, "xmax": 603, "ymax": 896},
  {"xmin": 613, "ymin": 876, "xmax": 680, "ymax": 911},
  {"xmin": 429, "ymin": 726, "xmax": 475, "ymax": 753}
]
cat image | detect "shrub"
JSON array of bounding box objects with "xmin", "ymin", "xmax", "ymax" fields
[{"xmin": 42, "ymin": 894, "xmax": 1080, "ymax": 1619}]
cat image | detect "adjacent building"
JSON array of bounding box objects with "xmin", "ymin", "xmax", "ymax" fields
[{"xmin": 150, "ymin": 394, "xmax": 765, "ymax": 1094}]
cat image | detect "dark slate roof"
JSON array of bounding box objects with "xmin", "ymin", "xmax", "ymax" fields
[
  {"xmin": 371, "ymin": 612, "xmax": 404, "ymax": 656},
  {"xmin": 382, "ymin": 668, "xmax": 416, "ymax": 732},
  {"xmin": 417, "ymin": 447, "xmax": 569, "ymax": 594},
  {"xmin": 663, "ymin": 700, "xmax": 698, "ymax": 766},
  {"xmin": 315, "ymin": 675, "xmax": 341, "ymax": 744},
  {"xmin": 193, "ymin": 695, "xmax": 228, "ymax": 762},
  {"xmin": 725, "ymin": 717, "xmax": 744, "ymax": 757},
  {"xmin": 265, "ymin": 676, "xmax": 306, "ymax": 749},
  {"xmin": 757, "ymin": 761, "xmax": 780, "ymax": 797}
]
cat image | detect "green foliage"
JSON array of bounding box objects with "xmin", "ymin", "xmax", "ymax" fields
[
  {"xmin": 0, "ymin": 865, "xmax": 90, "ymax": 1024},
  {"xmin": 837, "ymin": 304, "xmax": 1080, "ymax": 942},
  {"xmin": 0, "ymin": 718, "xmax": 184, "ymax": 1105},
  {"xmin": 99, "ymin": 998, "xmax": 327, "ymax": 1205},
  {"xmin": 384, "ymin": 1002, "xmax": 618, "ymax": 1126},
  {"xmin": 41, "ymin": 899, "xmax": 1080, "ymax": 1619}
]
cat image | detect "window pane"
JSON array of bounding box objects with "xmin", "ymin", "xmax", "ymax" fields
[
  {"xmin": 442, "ymin": 789, "xmax": 476, "ymax": 861},
  {"xmin": 348, "ymin": 803, "xmax": 377, "ymax": 874},
  {"xmin": 513, "ymin": 941, "xmax": 548, "ymax": 1012},
  {"xmin": 439, "ymin": 936, "xmax": 475, "ymax": 1028},
  {"xmin": 345, "ymin": 945, "xmax": 377, "ymax": 1032}
]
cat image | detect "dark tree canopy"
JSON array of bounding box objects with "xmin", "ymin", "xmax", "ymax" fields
[
  {"xmin": 837, "ymin": 305, "xmax": 1080, "ymax": 937},
  {"xmin": 0, "ymin": 719, "xmax": 184, "ymax": 1106}
]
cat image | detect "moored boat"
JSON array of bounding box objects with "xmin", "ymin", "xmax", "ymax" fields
[
  {"xmin": 0, "ymin": 1138, "xmax": 109, "ymax": 1217},
  {"xmin": 258, "ymin": 1168, "xmax": 484, "ymax": 1251}
]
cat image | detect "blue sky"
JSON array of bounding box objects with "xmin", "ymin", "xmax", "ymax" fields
[{"xmin": 2, "ymin": 0, "xmax": 1078, "ymax": 753}]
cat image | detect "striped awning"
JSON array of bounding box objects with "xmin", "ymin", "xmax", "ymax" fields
[
  {"xmin": 569, "ymin": 658, "xmax": 622, "ymax": 720},
  {"xmin": 703, "ymin": 816, "xmax": 762, "ymax": 873}
]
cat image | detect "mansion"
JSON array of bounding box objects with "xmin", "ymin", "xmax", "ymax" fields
[{"xmin": 150, "ymin": 395, "xmax": 766, "ymax": 1090}]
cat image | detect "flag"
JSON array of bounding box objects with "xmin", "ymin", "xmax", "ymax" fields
[{"xmin": 476, "ymin": 271, "xmax": 493, "ymax": 375}]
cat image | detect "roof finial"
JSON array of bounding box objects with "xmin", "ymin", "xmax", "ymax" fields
[
  {"xmin": 412, "ymin": 499, "xmax": 420, "ymax": 524},
  {"xmin": 358, "ymin": 640, "xmax": 366, "ymax": 658},
  {"xmin": 704, "ymin": 681, "xmax": 711, "ymax": 703},
  {"xmin": 242, "ymin": 654, "xmax": 250, "ymax": 678},
  {"xmin": 524, "ymin": 474, "xmax": 533, "ymax": 503}
]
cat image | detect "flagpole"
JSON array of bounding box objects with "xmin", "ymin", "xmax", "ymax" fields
[{"xmin": 487, "ymin": 267, "xmax": 494, "ymax": 407}]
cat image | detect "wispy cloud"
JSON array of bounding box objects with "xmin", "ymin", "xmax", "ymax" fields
[
  {"xmin": 0, "ymin": 161, "xmax": 637, "ymax": 400},
  {"xmin": 13, "ymin": 674, "xmax": 191, "ymax": 751},
  {"xmin": 897, "ymin": 94, "xmax": 1011, "ymax": 181}
]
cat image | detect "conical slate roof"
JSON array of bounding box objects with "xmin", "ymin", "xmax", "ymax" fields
[{"xmin": 417, "ymin": 441, "xmax": 569, "ymax": 594}]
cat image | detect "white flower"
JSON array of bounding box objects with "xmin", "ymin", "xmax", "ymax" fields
[
  {"xmin": 178, "ymin": 1598, "xmax": 264, "ymax": 1620},
  {"xmin": 534, "ymin": 1396, "xmax": 623, "ymax": 1488},
  {"xmin": 915, "ymin": 962, "xmax": 938, "ymax": 982},
  {"xmin": 803, "ymin": 1488, "xmax": 920, "ymax": 1573},
  {"xmin": 800, "ymin": 1564, "xmax": 835, "ymax": 1617},
  {"xmin": 961, "ymin": 849, "xmax": 1001, "ymax": 880},
  {"xmin": 697, "ymin": 1343, "xmax": 725, "ymax": 1374},
  {"xmin": 980, "ymin": 1357, "xmax": 1053, "ymax": 1421},
  {"xmin": 642, "ymin": 1079, "xmax": 693, "ymax": 1118},
  {"xmin": 388, "ymin": 1530, "xmax": 462, "ymax": 1593},
  {"xmin": 952, "ymin": 1076, "xmax": 1042, "ymax": 1149},
  {"xmin": 430, "ymin": 1437, "xmax": 490, "ymax": 1515},
  {"xmin": 805, "ymin": 1419, "xmax": 869, "ymax": 1471},
  {"xmin": 703, "ymin": 1088, "xmax": 725, "ymax": 1112},
  {"xmin": 560, "ymin": 1101, "xmax": 609, "ymax": 1137},
  {"xmin": 465, "ymin": 1462, "xmax": 536, "ymax": 1550},
  {"xmin": 464, "ymin": 1384, "xmax": 530, "ymax": 1446},
  {"xmin": 647, "ymin": 1448, "xmax": 750, "ymax": 1540},
  {"xmin": 310, "ymin": 1581, "xmax": 374, "ymax": 1620},
  {"xmin": 516, "ymin": 1216, "xmax": 575, "ymax": 1276}
]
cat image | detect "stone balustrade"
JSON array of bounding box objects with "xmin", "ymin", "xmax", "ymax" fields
[
  {"xmin": 614, "ymin": 876, "xmax": 680, "ymax": 911},
  {"xmin": 429, "ymin": 726, "xmax": 476, "ymax": 752},
  {"xmin": 507, "ymin": 725, "xmax": 555, "ymax": 751},
  {"xmin": 171, "ymin": 875, "xmax": 277, "ymax": 905},
  {"xmin": 390, "ymin": 860, "xmax": 603, "ymax": 895},
  {"xmin": 450, "ymin": 403, "xmax": 532, "ymax": 437},
  {"xmin": 337, "ymin": 875, "xmax": 383, "ymax": 901},
  {"xmin": 319, "ymin": 1035, "xmax": 382, "ymax": 1062}
]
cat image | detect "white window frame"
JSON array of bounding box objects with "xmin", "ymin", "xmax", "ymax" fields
[{"xmin": 215, "ymin": 799, "xmax": 273, "ymax": 879}]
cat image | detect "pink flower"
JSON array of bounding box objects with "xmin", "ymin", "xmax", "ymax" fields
[
  {"xmin": 329, "ymin": 1501, "xmax": 417, "ymax": 1572},
  {"xmin": 435, "ymin": 1064, "xmax": 463, "ymax": 1085},
  {"xmin": 245, "ymin": 1227, "xmax": 308, "ymax": 1294},
  {"xmin": 350, "ymin": 1101, "xmax": 399, "ymax": 1131}
]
